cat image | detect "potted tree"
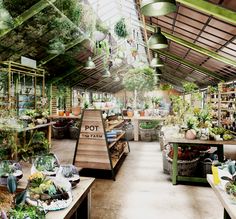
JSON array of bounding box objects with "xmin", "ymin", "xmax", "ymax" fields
[{"xmin": 122, "ymin": 66, "xmax": 157, "ymax": 109}]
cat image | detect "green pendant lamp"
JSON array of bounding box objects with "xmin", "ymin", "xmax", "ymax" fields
[
  {"xmin": 141, "ymin": 0, "xmax": 176, "ymax": 17},
  {"xmin": 102, "ymin": 68, "xmax": 111, "ymax": 78},
  {"xmin": 150, "ymin": 53, "xmax": 164, "ymax": 67},
  {"xmin": 155, "ymin": 67, "xmax": 162, "ymax": 75},
  {"xmin": 148, "ymin": 27, "xmax": 168, "ymax": 49},
  {"xmin": 84, "ymin": 57, "xmax": 95, "ymax": 69}
]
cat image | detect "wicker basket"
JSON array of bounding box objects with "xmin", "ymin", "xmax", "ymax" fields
[
  {"xmin": 69, "ymin": 126, "xmax": 80, "ymax": 139},
  {"xmin": 200, "ymin": 158, "xmax": 212, "ymax": 177},
  {"xmin": 167, "ymin": 156, "xmax": 200, "ymax": 176},
  {"xmin": 52, "ymin": 125, "xmax": 67, "ymax": 139}
]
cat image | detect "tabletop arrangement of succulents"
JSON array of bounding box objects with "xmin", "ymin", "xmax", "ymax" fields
[
  {"xmin": 0, "ymin": 153, "xmax": 80, "ymax": 219},
  {"xmin": 217, "ymin": 161, "xmax": 236, "ymax": 204}
]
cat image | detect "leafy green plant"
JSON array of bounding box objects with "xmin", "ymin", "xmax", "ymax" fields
[
  {"xmin": 114, "ymin": 18, "xmax": 128, "ymax": 38},
  {"xmin": 16, "ymin": 131, "xmax": 49, "ymax": 161},
  {"xmin": 8, "ymin": 205, "xmax": 45, "ymax": 219},
  {"xmin": 140, "ymin": 121, "xmax": 160, "ymax": 129},
  {"xmin": 182, "ymin": 82, "xmax": 198, "ymax": 93},
  {"xmin": 207, "ymin": 85, "xmax": 218, "ymax": 94},
  {"xmin": 123, "ymin": 67, "xmax": 156, "ymax": 92},
  {"xmin": 186, "ymin": 117, "xmax": 198, "ymax": 130},
  {"xmin": 0, "ymin": 160, "xmax": 14, "ymax": 177},
  {"xmin": 96, "ymin": 20, "xmax": 109, "ymax": 34},
  {"xmin": 160, "ymin": 84, "xmax": 173, "ymax": 91},
  {"xmin": 48, "ymin": 38, "xmax": 65, "ymax": 55}
]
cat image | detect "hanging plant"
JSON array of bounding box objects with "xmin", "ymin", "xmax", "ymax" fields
[
  {"xmin": 0, "ymin": 4, "xmax": 13, "ymax": 30},
  {"xmin": 78, "ymin": 2, "xmax": 96, "ymax": 36},
  {"xmin": 114, "ymin": 18, "xmax": 129, "ymax": 38},
  {"xmin": 47, "ymin": 38, "xmax": 65, "ymax": 55}
]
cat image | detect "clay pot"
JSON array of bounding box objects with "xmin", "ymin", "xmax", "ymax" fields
[
  {"xmin": 127, "ymin": 111, "xmax": 133, "ymax": 117},
  {"xmin": 58, "ymin": 110, "xmax": 64, "ymax": 116},
  {"xmin": 140, "ymin": 111, "xmax": 145, "ymax": 116},
  {"xmin": 185, "ymin": 129, "xmax": 196, "ymax": 140}
]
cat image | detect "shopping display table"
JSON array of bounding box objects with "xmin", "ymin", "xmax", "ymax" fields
[
  {"xmin": 207, "ymin": 174, "xmax": 236, "ymax": 219},
  {"xmin": 166, "ymin": 138, "xmax": 236, "ymax": 185},
  {"xmin": 124, "ymin": 116, "xmax": 166, "ymax": 141},
  {"xmin": 47, "ymin": 177, "xmax": 95, "ymax": 219},
  {"xmin": 49, "ymin": 115, "xmax": 81, "ymax": 119}
]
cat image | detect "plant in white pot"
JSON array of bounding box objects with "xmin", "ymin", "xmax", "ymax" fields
[{"xmin": 185, "ymin": 117, "xmax": 198, "ymax": 140}]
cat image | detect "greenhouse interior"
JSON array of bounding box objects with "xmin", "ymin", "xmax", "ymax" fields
[{"xmin": 0, "ymin": 0, "xmax": 236, "ymax": 218}]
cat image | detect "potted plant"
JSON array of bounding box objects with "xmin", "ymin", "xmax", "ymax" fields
[
  {"xmin": 152, "ymin": 97, "xmax": 162, "ymax": 109},
  {"xmin": 0, "ymin": 160, "xmax": 23, "ymax": 185},
  {"xmin": 185, "ymin": 117, "xmax": 198, "ymax": 140},
  {"xmin": 139, "ymin": 121, "xmax": 159, "ymax": 141},
  {"xmin": 131, "ymin": 47, "xmax": 138, "ymax": 59},
  {"xmin": 114, "ymin": 18, "xmax": 129, "ymax": 38},
  {"xmin": 220, "ymin": 161, "xmax": 236, "ymax": 203},
  {"xmin": 123, "ymin": 66, "xmax": 157, "ymax": 109}
]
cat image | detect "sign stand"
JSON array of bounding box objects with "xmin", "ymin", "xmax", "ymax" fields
[{"xmin": 73, "ymin": 109, "xmax": 130, "ymax": 180}]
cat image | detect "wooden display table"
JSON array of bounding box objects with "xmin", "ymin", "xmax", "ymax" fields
[
  {"xmin": 166, "ymin": 138, "xmax": 236, "ymax": 185},
  {"xmin": 47, "ymin": 177, "xmax": 95, "ymax": 219},
  {"xmin": 49, "ymin": 115, "xmax": 81, "ymax": 119},
  {"xmin": 124, "ymin": 116, "xmax": 165, "ymax": 141},
  {"xmin": 207, "ymin": 174, "xmax": 235, "ymax": 219}
]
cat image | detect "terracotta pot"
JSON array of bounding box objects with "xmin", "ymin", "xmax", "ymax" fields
[
  {"xmin": 140, "ymin": 111, "xmax": 145, "ymax": 116},
  {"xmin": 65, "ymin": 111, "xmax": 70, "ymax": 116},
  {"xmin": 127, "ymin": 111, "xmax": 133, "ymax": 117},
  {"xmin": 58, "ymin": 110, "xmax": 64, "ymax": 116},
  {"xmin": 185, "ymin": 129, "xmax": 196, "ymax": 140}
]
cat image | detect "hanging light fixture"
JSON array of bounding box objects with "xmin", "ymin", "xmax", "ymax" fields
[
  {"xmin": 102, "ymin": 68, "xmax": 111, "ymax": 78},
  {"xmin": 150, "ymin": 53, "xmax": 164, "ymax": 67},
  {"xmin": 148, "ymin": 27, "xmax": 168, "ymax": 49},
  {"xmin": 84, "ymin": 57, "xmax": 95, "ymax": 69},
  {"xmin": 140, "ymin": 0, "xmax": 176, "ymax": 17},
  {"xmin": 114, "ymin": 75, "xmax": 120, "ymax": 82}
]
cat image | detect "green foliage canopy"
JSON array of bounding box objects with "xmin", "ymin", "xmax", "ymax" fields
[{"xmin": 122, "ymin": 67, "xmax": 157, "ymax": 92}]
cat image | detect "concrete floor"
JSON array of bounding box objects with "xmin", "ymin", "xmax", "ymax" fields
[{"xmin": 51, "ymin": 139, "xmax": 227, "ymax": 219}]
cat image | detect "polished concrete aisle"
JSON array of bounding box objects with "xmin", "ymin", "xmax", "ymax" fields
[{"xmin": 52, "ymin": 140, "xmax": 223, "ymax": 219}]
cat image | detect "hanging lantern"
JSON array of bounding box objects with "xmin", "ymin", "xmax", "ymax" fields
[
  {"xmin": 150, "ymin": 53, "xmax": 164, "ymax": 67},
  {"xmin": 102, "ymin": 68, "xmax": 111, "ymax": 78},
  {"xmin": 148, "ymin": 27, "xmax": 168, "ymax": 49},
  {"xmin": 84, "ymin": 57, "xmax": 96, "ymax": 69},
  {"xmin": 140, "ymin": 0, "xmax": 177, "ymax": 17}
]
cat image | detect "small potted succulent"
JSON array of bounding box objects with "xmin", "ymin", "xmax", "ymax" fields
[{"xmin": 0, "ymin": 160, "xmax": 23, "ymax": 185}]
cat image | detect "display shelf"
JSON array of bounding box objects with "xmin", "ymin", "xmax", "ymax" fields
[
  {"xmin": 221, "ymin": 91, "xmax": 236, "ymax": 95},
  {"xmin": 108, "ymin": 132, "xmax": 125, "ymax": 149},
  {"xmin": 106, "ymin": 120, "xmax": 124, "ymax": 131},
  {"xmin": 112, "ymin": 150, "xmax": 128, "ymax": 168},
  {"xmin": 73, "ymin": 109, "xmax": 130, "ymax": 180},
  {"xmin": 207, "ymin": 83, "xmax": 236, "ymax": 130}
]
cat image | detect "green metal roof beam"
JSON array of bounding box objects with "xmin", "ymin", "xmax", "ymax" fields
[
  {"xmin": 146, "ymin": 25, "xmax": 236, "ymax": 67},
  {"xmin": 157, "ymin": 50, "xmax": 224, "ymax": 81},
  {"xmin": 176, "ymin": 0, "xmax": 236, "ymax": 25},
  {"xmin": 0, "ymin": 0, "xmax": 56, "ymax": 38}
]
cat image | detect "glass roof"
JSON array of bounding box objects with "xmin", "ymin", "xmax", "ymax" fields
[{"xmin": 88, "ymin": 0, "xmax": 148, "ymax": 67}]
